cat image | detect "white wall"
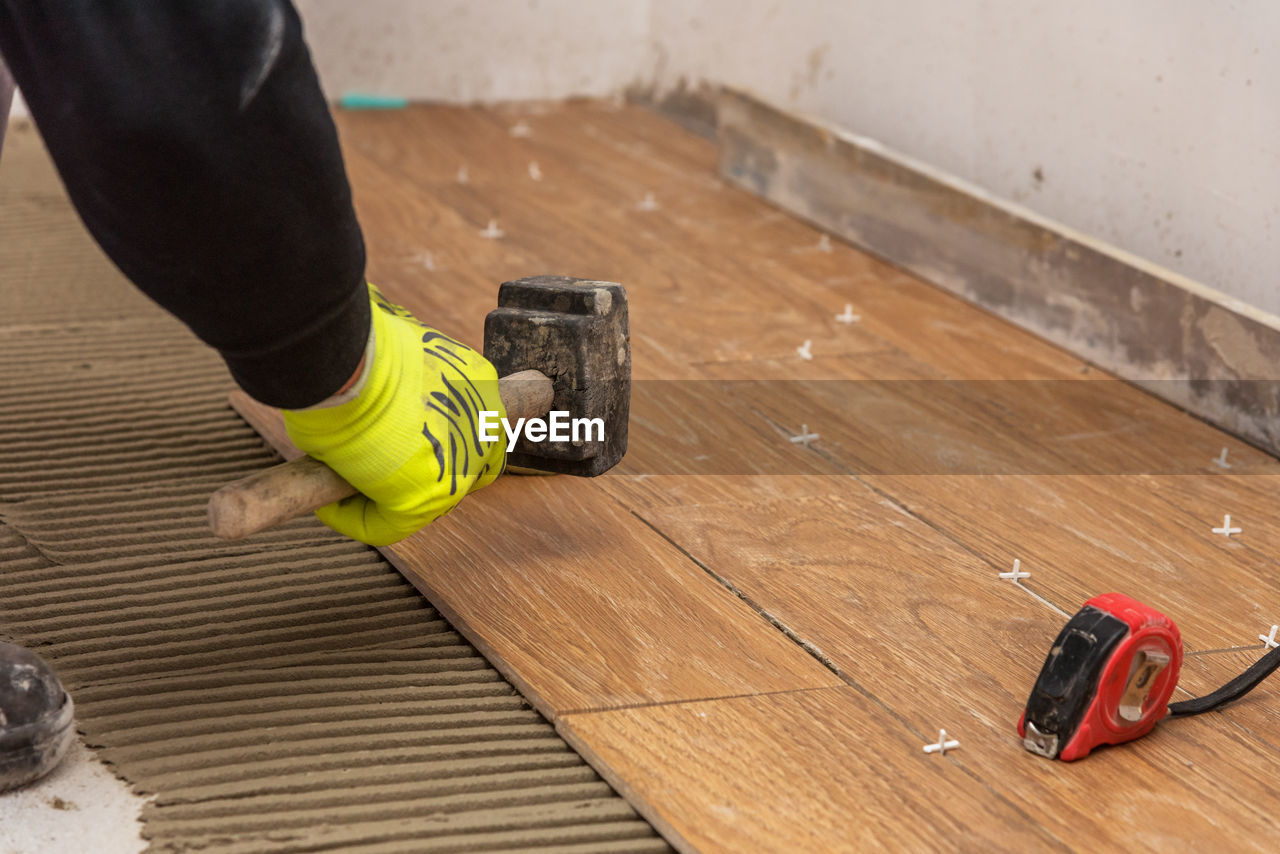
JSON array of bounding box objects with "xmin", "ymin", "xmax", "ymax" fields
[
  {"xmin": 645, "ymin": 0, "xmax": 1280, "ymax": 317},
  {"xmin": 6, "ymin": 1, "xmax": 1275, "ymax": 317},
  {"xmin": 296, "ymin": 0, "xmax": 650, "ymax": 102},
  {"xmin": 6, "ymin": 1, "xmax": 650, "ymax": 116}
]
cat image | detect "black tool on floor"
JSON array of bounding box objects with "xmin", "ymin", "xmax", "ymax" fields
[
  {"xmin": 0, "ymin": 642, "xmax": 75, "ymax": 792},
  {"xmin": 1017, "ymin": 592, "xmax": 1280, "ymax": 760}
]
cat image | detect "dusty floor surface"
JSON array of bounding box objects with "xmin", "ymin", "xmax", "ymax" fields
[{"xmin": 0, "ymin": 738, "xmax": 146, "ymax": 854}]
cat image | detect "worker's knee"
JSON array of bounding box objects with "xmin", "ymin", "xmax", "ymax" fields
[{"xmin": 86, "ymin": 0, "xmax": 298, "ymax": 129}]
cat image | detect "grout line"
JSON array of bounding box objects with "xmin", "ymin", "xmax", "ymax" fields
[
  {"xmin": 1011, "ymin": 579, "xmax": 1073, "ymax": 619},
  {"xmin": 609, "ymin": 495, "xmax": 844, "ymax": 679},
  {"xmin": 556, "ymin": 684, "xmax": 839, "ymax": 719},
  {"xmin": 596, "ymin": 486, "xmax": 1072, "ymax": 852},
  {"xmin": 1185, "ymin": 643, "xmax": 1266, "ymax": 657}
]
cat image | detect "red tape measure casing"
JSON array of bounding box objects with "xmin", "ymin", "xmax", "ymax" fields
[{"xmin": 1018, "ymin": 592, "xmax": 1182, "ymax": 761}]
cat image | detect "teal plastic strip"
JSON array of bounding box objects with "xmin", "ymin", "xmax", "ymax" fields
[{"xmin": 339, "ymin": 93, "xmax": 409, "ymax": 110}]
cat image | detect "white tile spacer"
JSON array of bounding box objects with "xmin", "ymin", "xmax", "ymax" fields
[
  {"xmin": 999, "ymin": 558, "xmax": 1031, "ymax": 581},
  {"xmin": 480, "ymin": 219, "xmax": 505, "ymax": 239},
  {"xmin": 834, "ymin": 304, "xmax": 861, "ymax": 324},
  {"xmin": 637, "ymin": 191, "xmax": 659, "ymax": 211},
  {"xmin": 456, "ymin": 165, "xmax": 469, "ymax": 184},
  {"xmin": 1213, "ymin": 447, "xmax": 1232, "ymax": 469},
  {"xmin": 817, "ymin": 234, "xmax": 833, "ymax": 253},
  {"xmin": 796, "ymin": 339, "xmax": 813, "ymax": 360},
  {"xmin": 1211, "ymin": 514, "xmax": 1241, "ymax": 536},
  {"xmin": 922, "ymin": 729, "xmax": 960, "ymax": 755},
  {"xmin": 528, "ymin": 161, "xmax": 543, "ymax": 181},
  {"xmin": 1260, "ymin": 625, "xmax": 1279, "ymax": 649},
  {"xmin": 509, "ymin": 120, "xmax": 532, "ymax": 138},
  {"xmin": 789, "ymin": 424, "xmax": 819, "ymax": 447}
]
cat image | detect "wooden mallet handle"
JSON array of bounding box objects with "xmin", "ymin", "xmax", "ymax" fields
[{"xmin": 208, "ymin": 370, "xmax": 553, "ymax": 540}]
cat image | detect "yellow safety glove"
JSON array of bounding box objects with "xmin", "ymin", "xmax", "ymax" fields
[{"xmin": 282, "ymin": 284, "xmax": 507, "ymax": 546}]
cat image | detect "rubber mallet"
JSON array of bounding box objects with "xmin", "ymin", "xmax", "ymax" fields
[{"xmin": 208, "ymin": 276, "xmax": 630, "ymax": 539}]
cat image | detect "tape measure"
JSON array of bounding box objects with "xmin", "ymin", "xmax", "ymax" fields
[{"xmin": 1018, "ymin": 592, "xmax": 1280, "ymax": 760}]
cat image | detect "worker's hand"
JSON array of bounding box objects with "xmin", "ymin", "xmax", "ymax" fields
[{"xmin": 282, "ymin": 284, "xmax": 507, "ymax": 546}]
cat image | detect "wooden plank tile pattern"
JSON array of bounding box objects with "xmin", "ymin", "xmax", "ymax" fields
[
  {"xmin": 618, "ymin": 480, "xmax": 1280, "ymax": 848},
  {"xmin": 225, "ymin": 101, "xmax": 1280, "ymax": 851},
  {"xmin": 560, "ymin": 688, "xmax": 1065, "ymax": 854},
  {"xmin": 230, "ymin": 392, "xmax": 843, "ymax": 718}
]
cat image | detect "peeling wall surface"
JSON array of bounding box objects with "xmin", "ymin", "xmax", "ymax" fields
[
  {"xmin": 645, "ymin": 0, "xmax": 1280, "ymax": 317},
  {"xmin": 718, "ymin": 89, "xmax": 1280, "ymax": 454},
  {"xmin": 295, "ymin": 0, "xmax": 651, "ymax": 103}
]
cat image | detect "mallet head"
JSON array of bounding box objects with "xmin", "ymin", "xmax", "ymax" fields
[{"xmin": 483, "ymin": 276, "xmax": 630, "ymax": 476}]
